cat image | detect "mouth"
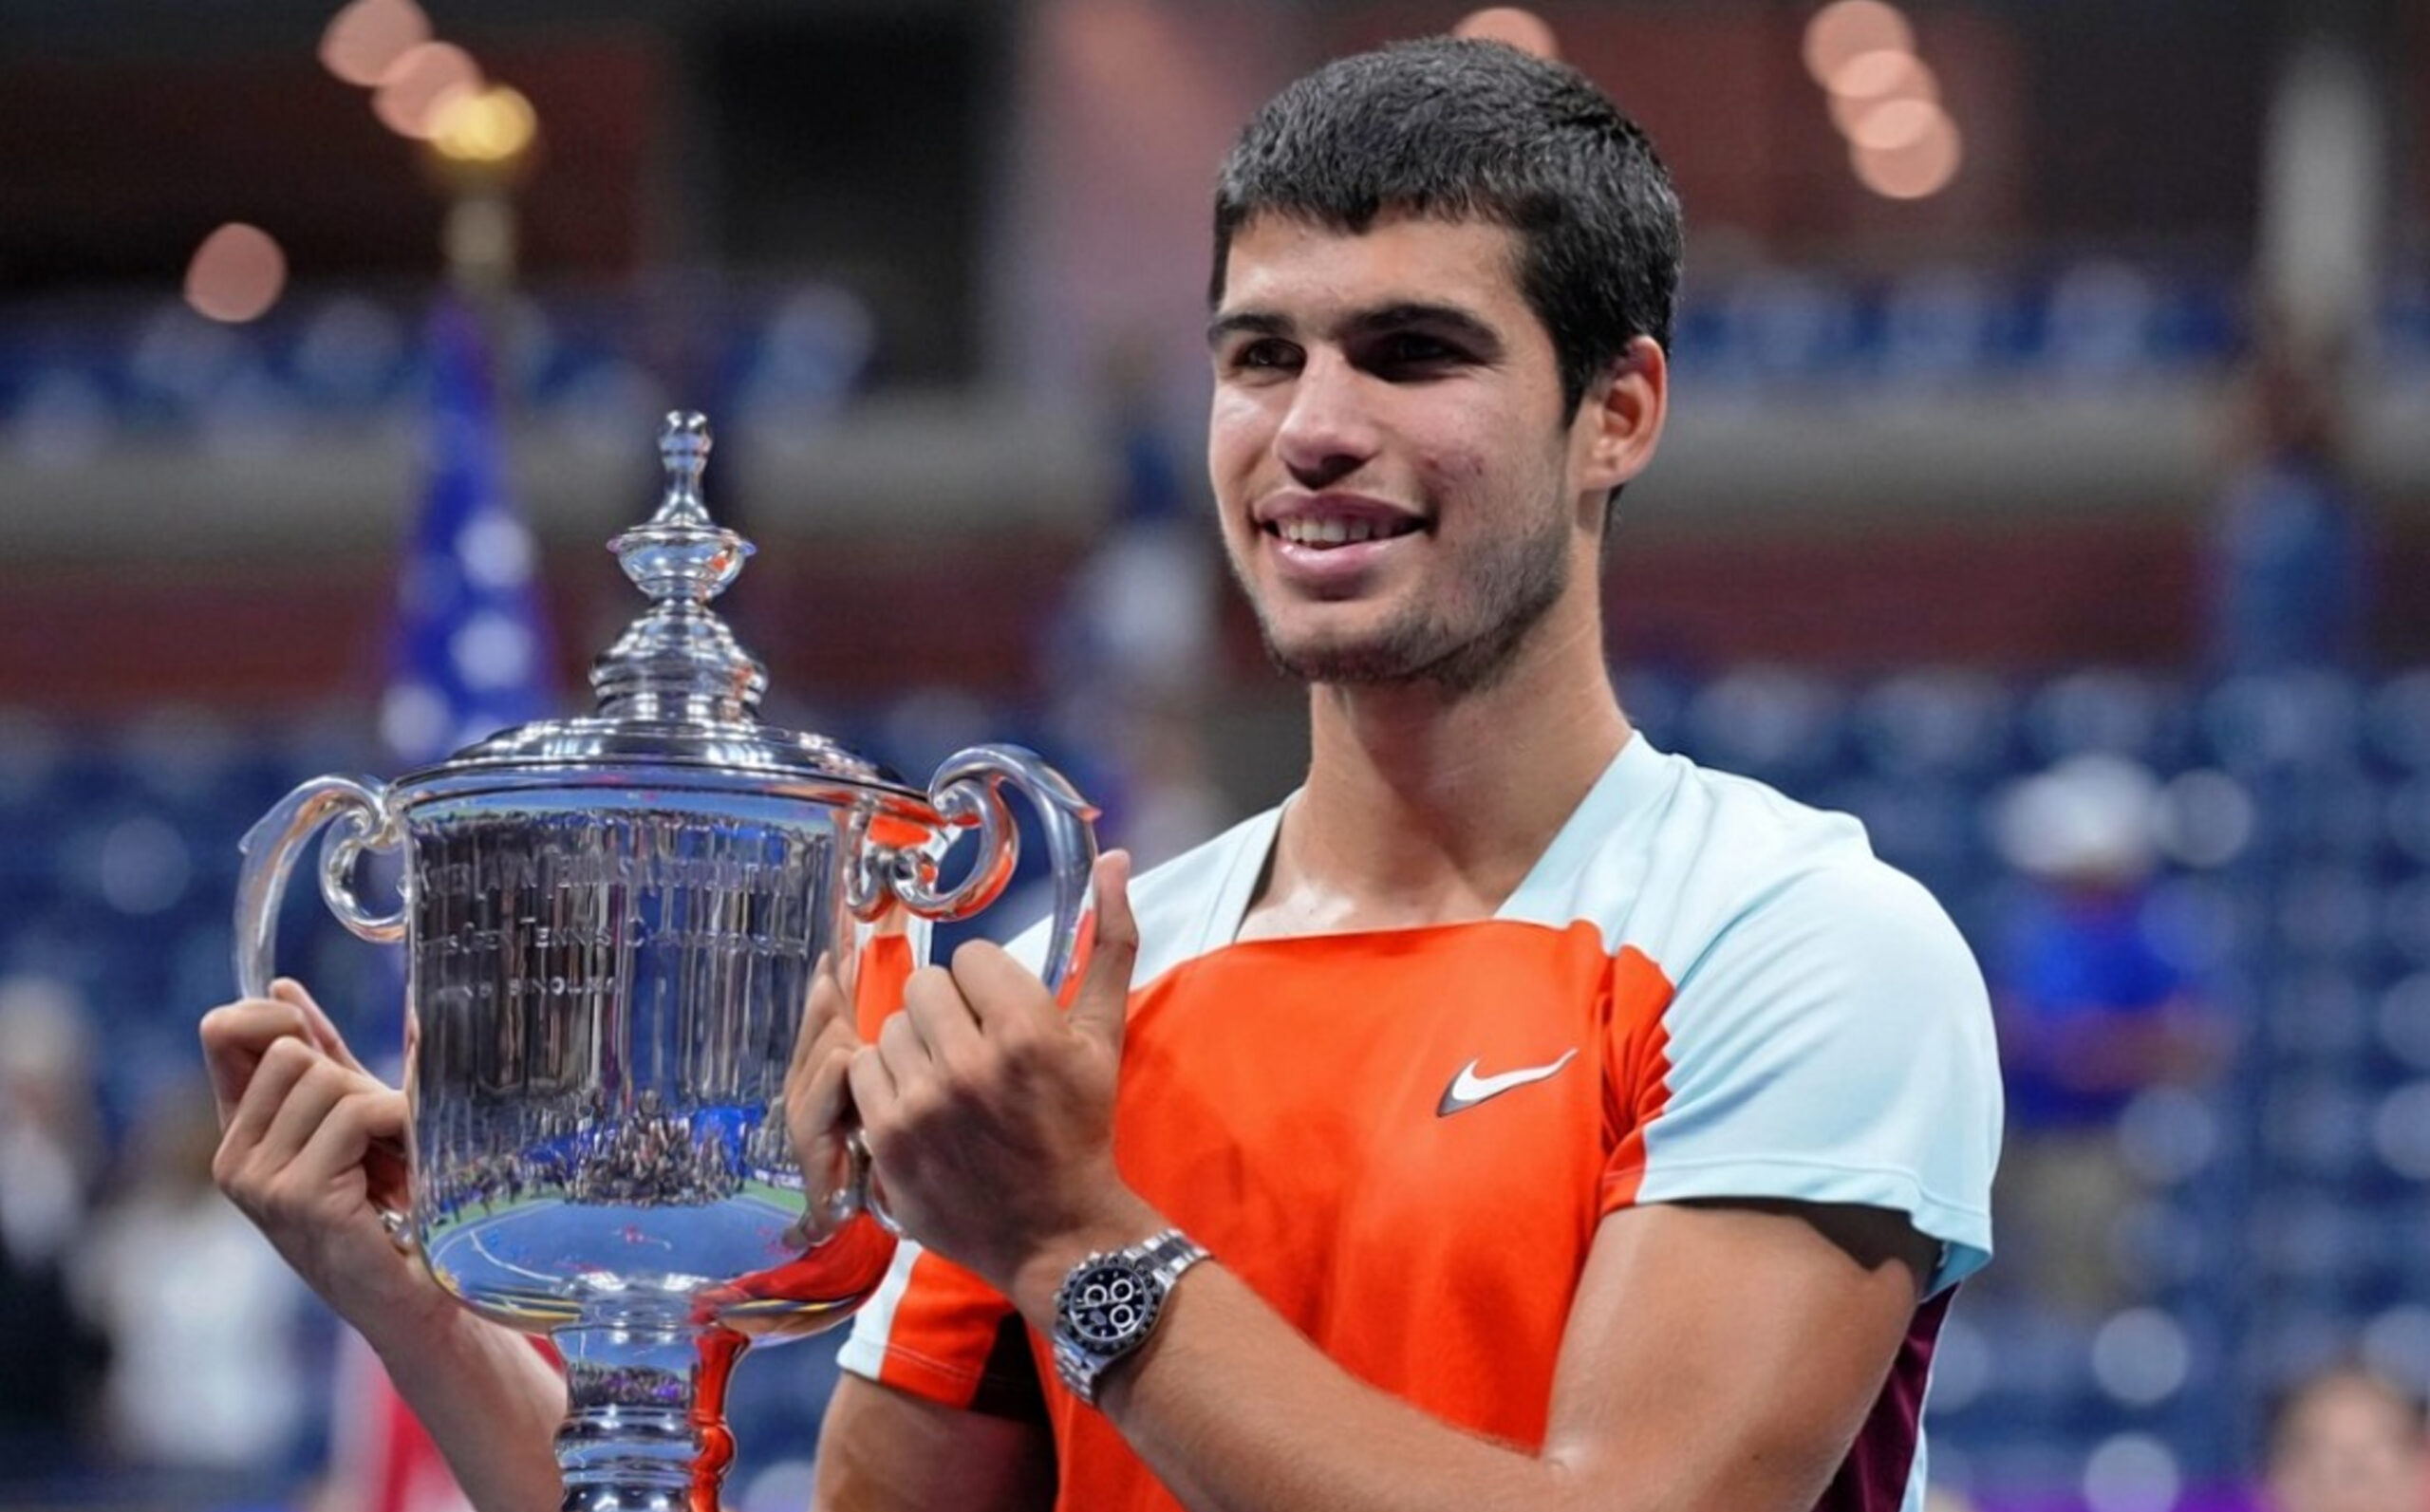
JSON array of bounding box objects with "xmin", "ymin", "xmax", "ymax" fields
[
  {"xmin": 1264, "ymin": 514, "xmax": 1427, "ymax": 548},
  {"xmin": 1256, "ymin": 495, "xmax": 1429, "ymax": 551}
]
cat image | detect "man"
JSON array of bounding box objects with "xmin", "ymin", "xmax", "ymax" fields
[
  {"xmin": 203, "ymin": 36, "xmax": 2000, "ymax": 1512},
  {"xmin": 2262, "ymin": 1366, "xmax": 2429, "ymax": 1512}
]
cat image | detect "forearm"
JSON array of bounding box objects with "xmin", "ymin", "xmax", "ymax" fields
[
  {"xmin": 364, "ymin": 1303, "xmax": 570, "ymax": 1512},
  {"xmin": 1081, "ymin": 1263, "xmax": 1598, "ymax": 1512}
]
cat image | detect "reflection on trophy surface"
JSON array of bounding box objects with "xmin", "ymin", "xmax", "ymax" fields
[{"xmin": 234, "ymin": 411, "xmax": 1098, "ymax": 1512}]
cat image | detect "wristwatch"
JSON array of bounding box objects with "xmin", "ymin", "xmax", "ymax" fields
[{"xmin": 1050, "ymin": 1227, "xmax": 1209, "ymax": 1406}]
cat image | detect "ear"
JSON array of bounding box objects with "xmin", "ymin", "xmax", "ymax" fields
[{"xmin": 1571, "ymin": 335, "xmax": 1669, "ymax": 497}]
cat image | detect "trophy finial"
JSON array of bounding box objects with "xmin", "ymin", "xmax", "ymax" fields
[
  {"xmin": 656, "ymin": 411, "xmax": 713, "ymax": 528},
  {"xmin": 613, "ymin": 412, "xmax": 754, "ymax": 607},
  {"xmin": 594, "ymin": 409, "xmax": 768, "ymax": 719}
]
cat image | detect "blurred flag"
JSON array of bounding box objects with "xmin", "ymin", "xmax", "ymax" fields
[
  {"xmin": 330, "ymin": 295, "xmax": 557, "ymax": 1512},
  {"xmin": 378, "ymin": 296, "xmax": 555, "ymax": 770}
]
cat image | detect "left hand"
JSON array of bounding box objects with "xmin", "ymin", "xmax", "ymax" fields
[
  {"xmin": 849, "ymin": 849, "xmax": 1159, "ymax": 1310},
  {"xmin": 780, "ymin": 953, "xmax": 866, "ymax": 1245}
]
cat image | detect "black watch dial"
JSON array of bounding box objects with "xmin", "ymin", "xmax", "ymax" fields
[{"xmin": 1064, "ymin": 1258, "xmax": 1161, "ymax": 1351}]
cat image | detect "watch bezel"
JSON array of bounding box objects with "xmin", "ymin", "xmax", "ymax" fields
[
  {"xmin": 1057, "ymin": 1252, "xmax": 1167, "ymax": 1353},
  {"xmin": 1051, "ymin": 1229, "xmax": 1207, "ymax": 1406}
]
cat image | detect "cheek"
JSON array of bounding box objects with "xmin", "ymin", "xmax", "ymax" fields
[
  {"xmin": 1206, "ymin": 390, "xmax": 1268, "ymax": 470},
  {"xmin": 1415, "ymin": 434, "xmax": 1506, "ymax": 502}
]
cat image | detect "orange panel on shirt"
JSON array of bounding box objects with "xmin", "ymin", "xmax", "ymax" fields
[{"xmin": 867, "ymin": 918, "xmax": 1678, "ymax": 1512}]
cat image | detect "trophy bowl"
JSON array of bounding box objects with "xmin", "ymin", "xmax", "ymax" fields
[{"xmin": 233, "ymin": 413, "xmax": 1096, "ymax": 1512}]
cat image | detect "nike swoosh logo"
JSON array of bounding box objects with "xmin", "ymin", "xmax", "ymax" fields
[{"xmin": 1436, "ymin": 1049, "xmax": 1580, "ymax": 1117}]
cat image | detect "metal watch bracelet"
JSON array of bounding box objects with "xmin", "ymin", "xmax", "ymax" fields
[{"xmin": 1051, "ymin": 1227, "xmax": 1210, "ymax": 1407}]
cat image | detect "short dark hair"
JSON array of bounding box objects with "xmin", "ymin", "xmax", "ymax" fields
[{"xmin": 1210, "ymin": 36, "xmax": 1683, "ymax": 416}]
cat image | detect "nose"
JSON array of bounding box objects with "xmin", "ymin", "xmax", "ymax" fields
[{"xmin": 1273, "ymin": 351, "xmax": 1376, "ymax": 489}]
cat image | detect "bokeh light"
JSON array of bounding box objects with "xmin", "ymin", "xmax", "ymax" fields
[
  {"xmin": 2083, "ymin": 1434, "xmax": 2181, "ymax": 1512},
  {"xmin": 1802, "ymin": 0, "xmax": 1915, "ymax": 87},
  {"xmin": 182, "ymin": 223, "xmax": 288, "ymax": 323},
  {"xmin": 1844, "ymin": 95, "xmax": 1946, "ymax": 152},
  {"xmin": 317, "ymin": 0, "xmax": 430, "ymax": 88},
  {"xmin": 1828, "ymin": 47, "xmax": 1935, "ymax": 104},
  {"xmin": 371, "ymin": 41, "xmax": 482, "ymax": 140},
  {"xmin": 2090, "ymin": 1308, "xmax": 2191, "ymax": 1406},
  {"xmin": 429, "ymin": 84, "xmax": 539, "ymax": 166},
  {"xmin": 1852, "ymin": 113, "xmax": 1965, "ymax": 199}
]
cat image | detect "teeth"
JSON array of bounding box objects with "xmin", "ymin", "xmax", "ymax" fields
[{"xmin": 1280, "ymin": 517, "xmax": 1404, "ymax": 546}]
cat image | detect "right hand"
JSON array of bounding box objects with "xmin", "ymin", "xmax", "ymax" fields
[{"xmin": 201, "ymin": 980, "xmax": 439, "ymax": 1343}]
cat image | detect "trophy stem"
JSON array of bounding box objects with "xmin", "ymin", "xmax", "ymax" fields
[{"xmin": 551, "ymin": 1323, "xmax": 750, "ymax": 1512}]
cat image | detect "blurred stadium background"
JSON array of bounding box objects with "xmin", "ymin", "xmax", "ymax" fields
[{"xmin": 2, "ymin": 0, "xmax": 2428, "ymax": 1508}]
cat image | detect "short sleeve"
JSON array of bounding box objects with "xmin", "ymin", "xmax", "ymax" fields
[
  {"xmin": 1604, "ymin": 860, "xmax": 2003, "ymax": 1295},
  {"xmin": 836, "ymin": 1239, "xmax": 1044, "ymax": 1419}
]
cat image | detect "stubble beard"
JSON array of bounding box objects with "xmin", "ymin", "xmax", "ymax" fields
[{"xmin": 1240, "ymin": 500, "xmax": 1577, "ymax": 700}]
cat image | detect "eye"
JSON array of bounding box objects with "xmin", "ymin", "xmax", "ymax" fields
[
  {"xmin": 1223, "ymin": 338, "xmax": 1300, "ymax": 378},
  {"xmin": 1369, "ymin": 331, "xmax": 1465, "ymax": 375}
]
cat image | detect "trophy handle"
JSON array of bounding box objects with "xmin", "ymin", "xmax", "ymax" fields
[
  {"xmin": 893, "ymin": 743, "xmax": 1102, "ymax": 998},
  {"xmin": 234, "ymin": 775, "xmax": 408, "ymax": 1000},
  {"xmin": 837, "ymin": 745, "xmax": 1098, "ymax": 1239}
]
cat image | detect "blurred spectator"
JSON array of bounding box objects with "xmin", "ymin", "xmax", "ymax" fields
[
  {"xmin": 2259, "ymin": 1364, "xmax": 2426, "ymax": 1512},
  {"xmin": 1049, "ymin": 332, "xmax": 1223, "ymax": 706},
  {"xmin": 2207, "ymin": 308, "xmax": 2370, "ymax": 674},
  {"xmin": 1989, "ymin": 755, "xmax": 2228, "ymax": 1315},
  {"xmin": 0, "ymin": 975, "xmax": 111, "ymax": 1474},
  {"xmin": 72, "ymin": 1082, "xmax": 317, "ymax": 1480},
  {"xmin": 1043, "ymin": 334, "xmax": 1231, "ymax": 868}
]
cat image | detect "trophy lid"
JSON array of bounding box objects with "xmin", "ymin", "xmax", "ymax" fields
[{"xmin": 395, "ymin": 411, "xmax": 914, "ymax": 801}]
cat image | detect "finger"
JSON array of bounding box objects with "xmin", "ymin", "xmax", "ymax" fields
[
  {"xmin": 256, "ymin": 1051, "xmax": 376, "ymax": 1176},
  {"xmin": 215, "ymin": 1035, "xmax": 324, "ymax": 1174},
  {"xmin": 802, "ymin": 1043, "xmax": 857, "ymax": 1130},
  {"xmin": 847, "ymin": 1044, "xmax": 898, "ymax": 1126},
  {"xmin": 786, "ymin": 1027, "xmax": 860, "ymax": 1148},
  {"xmin": 1067, "ymin": 849, "xmax": 1138, "ymax": 1051},
  {"xmin": 945, "ymin": 940, "xmax": 1058, "ymax": 1034},
  {"xmin": 788, "ymin": 954, "xmax": 855, "ymax": 1082},
  {"xmin": 905, "ymin": 958, "xmax": 985, "ymax": 1063},
  {"xmin": 296, "ymin": 1084, "xmax": 412, "ymax": 1214},
  {"xmin": 201, "ymin": 998, "xmax": 321, "ymax": 1126},
  {"xmin": 355, "ymin": 1090, "xmax": 414, "ymax": 1212},
  {"xmin": 271, "ymin": 979, "xmax": 370, "ymax": 1074},
  {"xmin": 875, "ymin": 1004, "xmax": 931, "ymax": 1082}
]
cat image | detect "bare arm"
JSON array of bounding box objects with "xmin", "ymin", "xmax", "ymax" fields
[
  {"xmin": 203, "ymin": 983, "xmax": 567, "ymax": 1512},
  {"xmin": 813, "ymin": 1374, "xmax": 1056, "ymax": 1512},
  {"xmin": 1077, "ymin": 1199, "xmax": 1931, "ymax": 1512}
]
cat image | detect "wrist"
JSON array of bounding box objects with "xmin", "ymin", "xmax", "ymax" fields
[
  {"xmin": 353, "ymin": 1272, "xmax": 488, "ymax": 1372},
  {"xmin": 1009, "ymin": 1194, "xmax": 1168, "ymax": 1328},
  {"xmin": 1045, "ymin": 1226, "xmax": 1211, "ymax": 1408}
]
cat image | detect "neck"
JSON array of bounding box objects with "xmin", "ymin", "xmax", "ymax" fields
[{"xmin": 1246, "ymin": 594, "xmax": 1631, "ymax": 938}]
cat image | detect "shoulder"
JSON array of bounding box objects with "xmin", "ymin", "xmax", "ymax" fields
[
  {"xmin": 1522, "ymin": 741, "xmax": 1913, "ymax": 967},
  {"xmin": 1601, "ymin": 761, "xmax": 2003, "ymax": 1291},
  {"xmin": 1632, "ymin": 751, "xmax": 1989, "ymax": 1047}
]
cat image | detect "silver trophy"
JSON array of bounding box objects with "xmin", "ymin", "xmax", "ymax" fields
[{"xmin": 234, "ymin": 412, "xmax": 1097, "ymax": 1512}]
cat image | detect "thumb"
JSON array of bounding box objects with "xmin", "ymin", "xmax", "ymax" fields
[{"xmin": 1067, "ymin": 849, "xmax": 1137, "ymax": 1052}]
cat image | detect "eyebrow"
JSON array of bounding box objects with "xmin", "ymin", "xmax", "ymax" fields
[{"xmin": 1206, "ymin": 302, "xmax": 1505, "ymax": 356}]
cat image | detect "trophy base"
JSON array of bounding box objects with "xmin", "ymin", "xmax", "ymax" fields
[{"xmin": 553, "ymin": 1322, "xmax": 744, "ymax": 1512}]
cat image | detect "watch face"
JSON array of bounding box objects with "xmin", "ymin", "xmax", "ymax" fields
[{"xmin": 1063, "ymin": 1258, "xmax": 1160, "ymax": 1351}]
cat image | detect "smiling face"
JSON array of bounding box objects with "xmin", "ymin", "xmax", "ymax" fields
[{"xmin": 1206, "ymin": 211, "xmax": 1635, "ymax": 696}]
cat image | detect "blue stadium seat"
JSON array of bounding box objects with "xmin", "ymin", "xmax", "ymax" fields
[{"xmin": 2022, "ymin": 669, "xmax": 2190, "ymax": 767}]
